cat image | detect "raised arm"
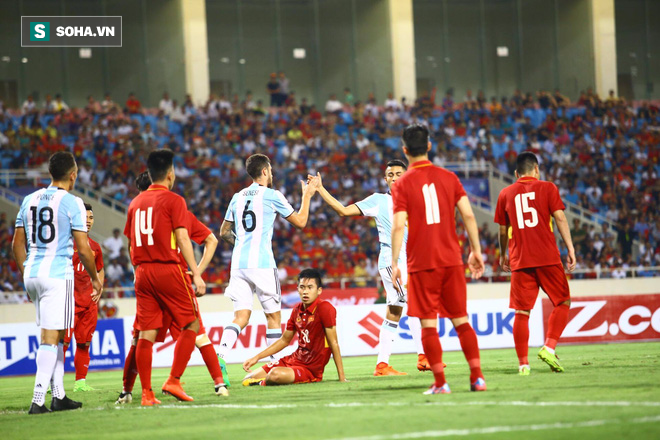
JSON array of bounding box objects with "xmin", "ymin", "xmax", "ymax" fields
[
  {"xmin": 219, "ymin": 220, "xmax": 235, "ymax": 246},
  {"xmin": 456, "ymin": 195, "xmax": 485, "ymax": 279},
  {"xmin": 324, "ymin": 326, "xmax": 347, "ymax": 382},
  {"xmin": 175, "ymin": 227, "xmax": 206, "ymax": 296},
  {"xmin": 311, "ymin": 173, "xmax": 361, "ymax": 217},
  {"xmin": 552, "ymin": 209, "xmax": 576, "ymax": 272},
  {"xmin": 243, "ymin": 330, "xmax": 295, "ymax": 372},
  {"xmin": 285, "ymin": 178, "xmax": 319, "ymax": 229}
]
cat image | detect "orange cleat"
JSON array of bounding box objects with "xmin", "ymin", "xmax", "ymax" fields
[
  {"xmin": 141, "ymin": 389, "xmax": 161, "ymax": 406},
  {"xmin": 162, "ymin": 377, "xmax": 194, "ymax": 402},
  {"xmin": 417, "ymin": 354, "xmax": 446, "ymax": 371},
  {"xmin": 373, "ymin": 362, "xmax": 408, "ymax": 376}
]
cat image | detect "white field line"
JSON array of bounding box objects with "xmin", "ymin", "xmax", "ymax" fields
[{"xmin": 326, "ymin": 415, "xmax": 660, "ymax": 440}]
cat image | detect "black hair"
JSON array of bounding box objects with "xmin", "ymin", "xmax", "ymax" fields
[
  {"xmin": 386, "ymin": 159, "xmax": 407, "ymax": 171},
  {"xmin": 135, "ymin": 171, "xmax": 152, "ymax": 192},
  {"xmin": 147, "ymin": 149, "xmax": 174, "ymax": 182},
  {"xmin": 516, "ymin": 151, "xmax": 539, "ymax": 175},
  {"xmin": 48, "ymin": 151, "xmax": 76, "ymax": 181},
  {"xmin": 245, "ymin": 154, "xmax": 271, "ymax": 180},
  {"xmin": 402, "ymin": 124, "xmax": 429, "ymax": 157},
  {"xmin": 84, "ymin": 203, "xmax": 93, "ymax": 211},
  {"xmin": 298, "ymin": 268, "xmax": 323, "ymax": 288}
]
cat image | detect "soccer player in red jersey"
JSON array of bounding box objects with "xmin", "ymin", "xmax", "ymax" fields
[
  {"xmin": 124, "ymin": 150, "xmax": 206, "ymax": 406},
  {"xmin": 391, "ymin": 124, "xmax": 486, "ymax": 395},
  {"xmin": 494, "ymin": 151, "xmax": 576, "ymax": 374},
  {"xmin": 63, "ymin": 203, "xmax": 104, "ymax": 392},
  {"xmin": 241, "ymin": 269, "xmax": 347, "ymax": 386}
]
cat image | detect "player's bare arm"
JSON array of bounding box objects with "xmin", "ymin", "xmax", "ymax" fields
[
  {"xmin": 73, "ymin": 230, "xmax": 103, "ymax": 298},
  {"xmin": 174, "ymin": 227, "xmax": 206, "ymax": 296},
  {"xmin": 197, "ymin": 232, "xmax": 218, "ymax": 274},
  {"xmin": 310, "ymin": 172, "xmax": 362, "ymax": 217},
  {"xmin": 219, "ymin": 220, "xmax": 236, "ymax": 246},
  {"xmin": 243, "ymin": 329, "xmax": 295, "ymax": 372},
  {"xmin": 552, "ymin": 209, "xmax": 576, "ymax": 272},
  {"xmin": 498, "ymin": 224, "xmax": 510, "ymax": 272},
  {"xmin": 456, "ymin": 196, "xmax": 485, "ymax": 279},
  {"xmin": 390, "ymin": 210, "xmax": 407, "ymax": 287},
  {"xmin": 324, "ymin": 326, "xmax": 348, "ymax": 382},
  {"xmin": 11, "ymin": 227, "xmax": 27, "ymax": 277},
  {"xmin": 285, "ymin": 177, "xmax": 319, "ymax": 229},
  {"xmin": 92, "ymin": 267, "xmax": 105, "ymax": 303}
]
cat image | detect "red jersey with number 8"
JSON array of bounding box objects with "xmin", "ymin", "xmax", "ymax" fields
[
  {"xmin": 494, "ymin": 177, "xmax": 565, "ymax": 271},
  {"xmin": 391, "ymin": 161, "xmax": 466, "ymax": 272},
  {"xmin": 124, "ymin": 184, "xmax": 189, "ymax": 266}
]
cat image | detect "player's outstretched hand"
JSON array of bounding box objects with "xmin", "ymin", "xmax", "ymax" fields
[
  {"xmin": 566, "ymin": 249, "xmax": 577, "ymax": 273},
  {"xmin": 91, "ymin": 278, "xmax": 103, "ymax": 303},
  {"xmin": 243, "ymin": 356, "xmax": 258, "ymax": 372},
  {"xmin": 500, "ymin": 255, "xmax": 510, "ymax": 272},
  {"xmin": 468, "ymin": 251, "xmax": 485, "ymax": 279},
  {"xmin": 193, "ymin": 274, "xmax": 206, "ymax": 297}
]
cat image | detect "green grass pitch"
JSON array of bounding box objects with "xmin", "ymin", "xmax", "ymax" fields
[{"xmin": 1, "ymin": 342, "xmax": 659, "ymax": 440}]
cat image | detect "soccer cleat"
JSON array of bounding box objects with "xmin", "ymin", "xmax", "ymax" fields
[
  {"xmin": 214, "ymin": 384, "xmax": 229, "ymax": 396},
  {"xmin": 373, "ymin": 362, "xmax": 408, "ymax": 376},
  {"xmin": 51, "ymin": 396, "xmax": 83, "ymax": 411},
  {"xmin": 28, "ymin": 402, "xmax": 52, "ymax": 415},
  {"xmin": 242, "ymin": 377, "xmax": 264, "ymax": 387},
  {"xmin": 417, "ymin": 354, "xmax": 431, "ymax": 371},
  {"xmin": 73, "ymin": 379, "xmax": 95, "ymax": 392},
  {"xmin": 162, "ymin": 377, "xmax": 194, "ymax": 402},
  {"xmin": 115, "ymin": 391, "xmax": 133, "ymax": 404},
  {"xmin": 217, "ymin": 355, "xmax": 231, "ymax": 388},
  {"xmin": 470, "ymin": 377, "xmax": 487, "ymax": 392},
  {"xmin": 423, "ymin": 383, "xmax": 451, "ymax": 395},
  {"xmin": 518, "ymin": 365, "xmax": 531, "ymax": 376},
  {"xmin": 141, "ymin": 389, "xmax": 161, "ymax": 406},
  {"xmin": 538, "ymin": 347, "xmax": 564, "ymax": 372}
]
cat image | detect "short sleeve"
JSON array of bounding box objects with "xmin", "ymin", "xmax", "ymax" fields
[
  {"xmin": 15, "ymin": 200, "xmax": 25, "ymax": 228},
  {"xmin": 224, "ymin": 195, "xmax": 237, "ymax": 222},
  {"xmin": 270, "ymin": 190, "xmax": 295, "ymax": 218},
  {"xmin": 318, "ymin": 302, "xmax": 337, "ymax": 328},
  {"xmin": 68, "ymin": 196, "xmax": 87, "ymax": 232},
  {"xmin": 391, "ymin": 179, "xmax": 408, "ymax": 214},
  {"xmin": 548, "ymin": 183, "xmax": 566, "ymax": 213},
  {"xmin": 355, "ymin": 194, "xmax": 379, "ymax": 217},
  {"xmin": 286, "ymin": 309, "xmax": 297, "ymax": 331},
  {"xmin": 169, "ymin": 194, "xmax": 188, "ymax": 230},
  {"xmin": 453, "ymin": 173, "xmax": 467, "ymax": 203},
  {"xmin": 494, "ymin": 192, "xmax": 508, "ymax": 225},
  {"xmin": 124, "ymin": 206, "xmax": 133, "ymax": 240},
  {"xmin": 94, "ymin": 243, "xmax": 104, "ymax": 271},
  {"xmin": 188, "ymin": 212, "xmax": 212, "ymax": 244}
]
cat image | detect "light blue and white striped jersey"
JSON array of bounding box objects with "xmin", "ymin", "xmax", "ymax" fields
[
  {"xmin": 355, "ymin": 192, "xmax": 407, "ymax": 269},
  {"xmin": 15, "ymin": 186, "xmax": 87, "ymax": 280},
  {"xmin": 225, "ymin": 183, "xmax": 295, "ymax": 270}
]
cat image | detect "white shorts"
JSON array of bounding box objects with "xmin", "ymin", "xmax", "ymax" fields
[
  {"xmin": 225, "ymin": 268, "xmax": 281, "ymax": 314},
  {"xmin": 379, "ymin": 265, "xmax": 408, "ymax": 307},
  {"xmin": 24, "ymin": 277, "xmax": 74, "ymax": 330}
]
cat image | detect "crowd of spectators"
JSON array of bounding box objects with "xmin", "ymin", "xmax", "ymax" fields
[{"xmin": 0, "ymin": 85, "xmax": 658, "ymax": 300}]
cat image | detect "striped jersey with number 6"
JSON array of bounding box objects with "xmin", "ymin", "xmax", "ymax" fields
[{"xmin": 224, "ymin": 182, "xmax": 296, "ymax": 270}]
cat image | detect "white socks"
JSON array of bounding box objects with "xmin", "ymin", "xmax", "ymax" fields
[
  {"xmin": 266, "ymin": 328, "xmax": 282, "ymax": 361},
  {"xmin": 377, "ymin": 319, "xmax": 398, "ymax": 365},
  {"xmin": 217, "ymin": 323, "xmax": 241, "ymax": 359},
  {"xmin": 33, "ymin": 345, "xmax": 58, "ymax": 406},
  {"xmin": 407, "ymin": 317, "xmax": 425, "ymax": 355},
  {"xmin": 51, "ymin": 343, "xmax": 66, "ymax": 399}
]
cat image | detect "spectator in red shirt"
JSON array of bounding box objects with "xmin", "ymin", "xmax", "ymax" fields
[{"xmin": 125, "ymin": 92, "xmax": 142, "ymax": 114}]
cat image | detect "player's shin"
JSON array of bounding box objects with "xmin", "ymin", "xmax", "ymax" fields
[
  {"xmin": 455, "ymin": 323, "xmax": 484, "ymax": 383},
  {"xmin": 266, "ymin": 328, "xmax": 283, "ymax": 360},
  {"xmin": 377, "ymin": 319, "xmax": 398, "ymax": 365},
  {"xmin": 50, "ymin": 342, "xmax": 66, "ymax": 399},
  {"xmin": 198, "ymin": 341, "xmax": 224, "ymax": 385},
  {"xmin": 123, "ymin": 344, "xmax": 138, "ymax": 393},
  {"xmin": 33, "ymin": 345, "xmax": 58, "ymax": 406},
  {"xmin": 217, "ymin": 323, "xmax": 241, "ymax": 359},
  {"xmin": 421, "ymin": 327, "xmax": 446, "ymax": 386},
  {"xmin": 136, "ymin": 339, "xmax": 154, "ymax": 391},
  {"xmin": 545, "ymin": 303, "xmax": 569, "ymax": 351},
  {"xmin": 170, "ymin": 329, "xmax": 196, "ymax": 379},
  {"xmin": 407, "ymin": 317, "xmax": 424, "ymax": 355},
  {"xmin": 513, "ymin": 313, "xmax": 530, "ymax": 366},
  {"xmin": 74, "ymin": 344, "xmax": 90, "ymax": 381}
]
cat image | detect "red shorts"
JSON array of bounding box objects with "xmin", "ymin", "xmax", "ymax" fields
[
  {"xmin": 408, "ymin": 265, "xmax": 467, "ymax": 319},
  {"xmin": 134, "ymin": 263, "xmax": 198, "ymax": 332},
  {"xmin": 156, "ymin": 300, "xmax": 206, "ymax": 343},
  {"xmin": 510, "ymin": 263, "xmax": 570, "ymax": 310},
  {"xmin": 64, "ymin": 304, "xmax": 98, "ymax": 344},
  {"xmin": 262, "ymin": 355, "xmax": 321, "ymax": 383}
]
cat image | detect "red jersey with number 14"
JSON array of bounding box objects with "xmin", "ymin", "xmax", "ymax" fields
[
  {"xmin": 72, "ymin": 238, "xmax": 104, "ymax": 309},
  {"xmin": 391, "ymin": 160, "xmax": 466, "ymax": 272},
  {"xmin": 494, "ymin": 177, "xmax": 564, "ymax": 271},
  {"xmin": 124, "ymin": 184, "xmax": 189, "ymax": 266}
]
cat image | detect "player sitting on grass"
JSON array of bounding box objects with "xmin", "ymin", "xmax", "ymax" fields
[{"xmin": 241, "ymin": 269, "xmax": 347, "ymax": 386}]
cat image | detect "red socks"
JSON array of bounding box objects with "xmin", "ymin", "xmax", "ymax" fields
[
  {"xmin": 123, "ymin": 344, "xmax": 138, "ymax": 393},
  {"xmin": 136, "ymin": 339, "xmax": 154, "ymax": 391},
  {"xmin": 455, "ymin": 323, "xmax": 483, "ymax": 382},
  {"xmin": 421, "ymin": 327, "xmax": 445, "ymax": 387},
  {"xmin": 199, "ymin": 343, "xmax": 224, "ymax": 385},
  {"xmin": 545, "ymin": 303, "xmax": 570, "ymax": 350},
  {"xmin": 74, "ymin": 344, "xmax": 90, "ymax": 381},
  {"xmin": 171, "ymin": 329, "xmax": 197, "ymax": 379},
  {"xmin": 513, "ymin": 313, "xmax": 530, "ymax": 366}
]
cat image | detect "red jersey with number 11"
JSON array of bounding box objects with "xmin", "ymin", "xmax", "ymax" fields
[
  {"xmin": 391, "ymin": 160, "xmax": 466, "ymax": 272},
  {"xmin": 124, "ymin": 184, "xmax": 189, "ymax": 266},
  {"xmin": 494, "ymin": 177, "xmax": 565, "ymax": 271}
]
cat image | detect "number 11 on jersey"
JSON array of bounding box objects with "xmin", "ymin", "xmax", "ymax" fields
[{"xmin": 135, "ymin": 207, "xmax": 154, "ymax": 247}]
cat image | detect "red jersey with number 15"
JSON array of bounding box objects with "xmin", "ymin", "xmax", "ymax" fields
[
  {"xmin": 391, "ymin": 160, "xmax": 466, "ymax": 272},
  {"xmin": 72, "ymin": 238, "xmax": 104, "ymax": 309},
  {"xmin": 494, "ymin": 177, "xmax": 565, "ymax": 271},
  {"xmin": 178, "ymin": 211, "xmax": 212, "ymax": 269},
  {"xmin": 124, "ymin": 184, "xmax": 189, "ymax": 266}
]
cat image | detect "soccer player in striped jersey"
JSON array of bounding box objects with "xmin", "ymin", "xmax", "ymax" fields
[
  {"xmin": 311, "ymin": 160, "xmax": 428, "ymax": 376},
  {"xmin": 12, "ymin": 151, "xmax": 103, "ymax": 414},
  {"xmin": 218, "ymin": 154, "xmax": 319, "ymax": 384}
]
